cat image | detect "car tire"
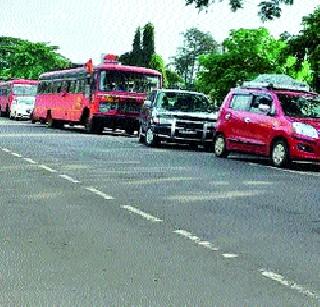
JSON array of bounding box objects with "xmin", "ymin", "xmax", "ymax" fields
[
  {"xmin": 214, "ymin": 135, "xmax": 229, "ymax": 158},
  {"xmin": 138, "ymin": 125, "xmax": 145, "ymax": 143},
  {"xmin": 145, "ymin": 127, "xmax": 159, "ymax": 147},
  {"xmin": 271, "ymin": 139, "xmax": 290, "ymax": 168}
]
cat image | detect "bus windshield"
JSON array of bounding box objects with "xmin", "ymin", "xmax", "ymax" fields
[
  {"xmin": 13, "ymin": 84, "xmax": 38, "ymax": 96},
  {"xmin": 278, "ymin": 94, "xmax": 320, "ymax": 118},
  {"xmin": 156, "ymin": 92, "xmax": 211, "ymax": 113},
  {"xmin": 99, "ymin": 70, "xmax": 160, "ymax": 94}
]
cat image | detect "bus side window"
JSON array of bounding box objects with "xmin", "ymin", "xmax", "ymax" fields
[
  {"xmin": 70, "ymin": 80, "xmax": 76, "ymax": 93},
  {"xmin": 65, "ymin": 80, "xmax": 71, "ymax": 93}
]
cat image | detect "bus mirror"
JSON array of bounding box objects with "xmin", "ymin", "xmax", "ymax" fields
[{"xmin": 144, "ymin": 101, "xmax": 152, "ymax": 108}]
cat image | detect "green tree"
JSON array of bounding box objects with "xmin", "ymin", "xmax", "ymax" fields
[
  {"xmin": 148, "ymin": 54, "xmax": 168, "ymax": 88},
  {"xmin": 0, "ymin": 37, "xmax": 70, "ymax": 80},
  {"xmin": 166, "ymin": 69, "xmax": 184, "ymax": 89},
  {"xmin": 185, "ymin": 0, "xmax": 295, "ymax": 21},
  {"xmin": 286, "ymin": 6, "xmax": 320, "ymax": 91},
  {"xmin": 196, "ymin": 28, "xmax": 288, "ymax": 104},
  {"xmin": 132, "ymin": 27, "xmax": 144, "ymax": 66},
  {"xmin": 173, "ymin": 28, "xmax": 217, "ymax": 89},
  {"xmin": 142, "ymin": 23, "xmax": 155, "ymax": 67}
]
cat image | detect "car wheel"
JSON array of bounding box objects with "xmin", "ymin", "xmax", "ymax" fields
[
  {"xmin": 145, "ymin": 127, "xmax": 159, "ymax": 147},
  {"xmin": 214, "ymin": 135, "xmax": 229, "ymax": 158},
  {"xmin": 138, "ymin": 125, "xmax": 145, "ymax": 143},
  {"xmin": 271, "ymin": 140, "xmax": 290, "ymax": 168}
]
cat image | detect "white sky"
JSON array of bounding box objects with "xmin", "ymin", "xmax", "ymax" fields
[{"xmin": 0, "ymin": 0, "xmax": 318, "ymax": 65}]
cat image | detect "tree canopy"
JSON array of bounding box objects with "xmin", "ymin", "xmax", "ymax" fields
[
  {"xmin": 0, "ymin": 37, "xmax": 71, "ymax": 80},
  {"xmin": 196, "ymin": 28, "xmax": 291, "ymax": 104},
  {"xmin": 185, "ymin": 0, "xmax": 295, "ymax": 21},
  {"xmin": 172, "ymin": 28, "xmax": 217, "ymax": 89}
]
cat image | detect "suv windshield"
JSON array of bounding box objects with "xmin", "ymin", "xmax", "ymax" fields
[
  {"xmin": 13, "ymin": 85, "xmax": 38, "ymax": 96},
  {"xmin": 99, "ymin": 70, "xmax": 160, "ymax": 94},
  {"xmin": 278, "ymin": 93, "xmax": 320, "ymax": 118},
  {"xmin": 157, "ymin": 92, "xmax": 210, "ymax": 112}
]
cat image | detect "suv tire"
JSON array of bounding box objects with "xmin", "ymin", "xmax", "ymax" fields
[
  {"xmin": 138, "ymin": 125, "xmax": 145, "ymax": 143},
  {"xmin": 214, "ymin": 135, "xmax": 229, "ymax": 158},
  {"xmin": 271, "ymin": 140, "xmax": 290, "ymax": 168},
  {"xmin": 145, "ymin": 127, "xmax": 159, "ymax": 147}
]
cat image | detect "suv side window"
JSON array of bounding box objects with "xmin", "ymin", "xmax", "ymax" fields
[{"xmin": 230, "ymin": 94, "xmax": 252, "ymax": 111}]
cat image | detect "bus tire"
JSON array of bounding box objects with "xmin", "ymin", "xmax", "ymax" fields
[
  {"xmin": 86, "ymin": 119, "xmax": 103, "ymax": 134},
  {"xmin": 125, "ymin": 127, "xmax": 135, "ymax": 135},
  {"xmin": 46, "ymin": 112, "xmax": 55, "ymax": 128}
]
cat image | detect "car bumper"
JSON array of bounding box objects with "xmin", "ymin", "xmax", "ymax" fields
[
  {"xmin": 289, "ymin": 136, "xmax": 320, "ymax": 161},
  {"xmin": 152, "ymin": 125, "xmax": 216, "ymax": 144}
]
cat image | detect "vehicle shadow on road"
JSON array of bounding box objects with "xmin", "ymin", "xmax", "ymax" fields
[{"xmin": 229, "ymin": 155, "xmax": 320, "ymax": 173}]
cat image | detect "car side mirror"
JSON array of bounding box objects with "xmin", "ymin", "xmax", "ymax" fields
[{"xmin": 143, "ymin": 100, "xmax": 152, "ymax": 108}]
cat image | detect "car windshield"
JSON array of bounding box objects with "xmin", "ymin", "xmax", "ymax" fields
[
  {"xmin": 278, "ymin": 93, "xmax": 320, "ymax": 118},
  {"xmin": 13, "ymin": 85, "xmax": 37, "ymax": 96},
  {"xmin": 157, "ymin": 92, "xmax": 210, "ymax": 112},
  {"xmin": 99, "ymin": 70, "xmax": 160, "ymax": 94}
]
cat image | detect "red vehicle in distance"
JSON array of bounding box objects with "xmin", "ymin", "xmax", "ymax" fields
[
  {"xmin": 32, "ymin": 55, "xmax": 162, "ymax": 134},
  {"xmin": 0, "ymin": 79, "xmax": 38, "ymax": 117}
]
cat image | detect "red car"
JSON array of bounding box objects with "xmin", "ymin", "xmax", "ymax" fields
[{"xmin": 214, "ymin": 74, "xmax": 320, "ymax": 167}]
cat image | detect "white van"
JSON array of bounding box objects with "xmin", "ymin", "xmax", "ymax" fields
[{"xmin": 10, "ymin": 96, "xmax": 35, "ymax": 120}]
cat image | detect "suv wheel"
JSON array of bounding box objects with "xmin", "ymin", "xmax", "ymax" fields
[
  {"xmin": 215, "ymin": 135, "xmax": 229, "ymax": 158},
  {"xmin": 145, "ymin": 128, "xmax": 159, "ymax": 147},
  {"xmin": 271, "ymin": 140, "xmax": 290, "ymax": 167},
  {"xmin": 138, "ymin": 125, "xmax": 145, "ymax": 143}
]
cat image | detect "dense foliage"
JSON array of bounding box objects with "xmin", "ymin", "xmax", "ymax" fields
[
  {"xmin": 0, "ymin": 37, "xmax": 71, "ymax": 80},
  {"xmin": 185, "ymin": 0, "xmax": 295, "ymax": 20},
  {"xmin": 196, "ymin": 28, "xmax": 303, "ymax": 104}
]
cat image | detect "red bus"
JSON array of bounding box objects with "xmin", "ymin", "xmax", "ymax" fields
[
  {"xmin": 0, "ymin": 79, "xmax": 38, "ymax": 117},
  {"xmin": 32, "ymin": 55, "xmax": 162, "ymax": 134}
]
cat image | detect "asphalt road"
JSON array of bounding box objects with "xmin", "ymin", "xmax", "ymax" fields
[{"xmin": 0, "ymin": 117, "xmax": 319, "ymax": 306}]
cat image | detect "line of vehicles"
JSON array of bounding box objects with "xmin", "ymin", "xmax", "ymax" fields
[{"xmin": 0, "ymin": 55, "xmax": 319, "ymax": 168}]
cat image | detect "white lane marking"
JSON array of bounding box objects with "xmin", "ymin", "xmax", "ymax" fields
[
  {"xmin": 11, "ymin": 152, "xmax": 22, "ymax": 158},
  {"xmin": 174, "ymin": 230, "xmax": 219, "ymax": 251},
  {"xmin": 209, "ymin": 181, "xmax": 230, "ymax": 185},
  {"xmin": 222, "ymin": 253, "xmax": 239, "ymax": 258},
  {"xmin": 2, "ymin": 148, "xmax": 11, "ymax": 153},
  {"xmin": 59, "ymin": 174, "xmax": 80, "ymax": 183},
  {"xmin": 168, "ymin": 190, "xmax": 265, "ymax": 202},
  {"xmin": 85, "ymin": 187, "xmax": 114, "ymax": 200},
  {"xmin": 259, "ymin": 269, "xmax": 319, "ymax": 300},
  {"xmin": 38, "ymin": 165, "xmax": 57, "ymax": 173},
  {"xmin": 23, "ymin": 158, "xmax": 37, "ymax": 164},
  {"xmin": 121, "ymin": 205, "xmax": 162, "ymax": 222},
  {"xmin": 123, "ymin": 176, "xmax": 197, "ymax": 185},
  {"xmin": 243, "ymin": 180, "xmax": 273, "ymax": 186}
]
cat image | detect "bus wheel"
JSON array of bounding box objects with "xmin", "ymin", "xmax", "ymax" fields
[
  {"xmin": 86, "ymin": 120, "xmax": 103, "ymax": 134},
  {"xmin": 125, "ymin": 127, "xmax": 135, "ymax": 135},
  {"xmin": 46, "ymin": 112, "xmax": 55, "ymax": 128}
]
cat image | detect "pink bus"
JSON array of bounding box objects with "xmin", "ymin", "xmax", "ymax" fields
[
  {"xmin": 0, "ymin": 79, "xmax": 38, "ymax": 117},
  {"xmin": 32, "ymin": 55, "xmax": 162, "ymax": 134}
]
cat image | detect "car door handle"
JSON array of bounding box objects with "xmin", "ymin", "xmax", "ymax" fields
[
  {"xmin": 225, "ymin": 113, "xmax": 231, "ymax": 120},
  {"xmin": 244, "ymin": 117, "xmax": 250, "ymax": 123}
]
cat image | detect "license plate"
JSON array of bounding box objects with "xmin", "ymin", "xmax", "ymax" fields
[{"xmin": 180, "ymin": 130, "xmax": 197, "ymax": 135}]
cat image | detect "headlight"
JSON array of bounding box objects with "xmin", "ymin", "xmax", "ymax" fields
[{"xmin": 292, "ymin": 122, "xmax": 318, "ymax": 139}]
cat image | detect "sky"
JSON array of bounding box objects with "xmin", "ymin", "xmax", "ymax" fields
[{"xmin": 0, "ymin": 0, "xmax": 318, "ymax": 65}]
